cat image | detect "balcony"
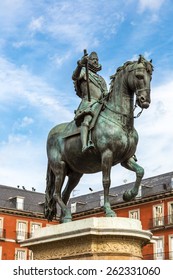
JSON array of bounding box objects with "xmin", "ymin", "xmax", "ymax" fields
[
  {"xmin": 0, "ymin": 228, "xmax": 6, "ymax": 240},
  {"xmin": 16, "ymin": 231, "xmax": 29, "ymax": 242},
  {"xmin": 149, "ymin": 215, "xmax": 173, "ymax": 230},
  {"xmin": 16, "ymin": 230, "xmax": 41, "ymax": 241}
]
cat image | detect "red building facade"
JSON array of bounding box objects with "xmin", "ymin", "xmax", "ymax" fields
[{"xmin": 0, "ymin": 185, "xmax": 56, "ymax": 260}]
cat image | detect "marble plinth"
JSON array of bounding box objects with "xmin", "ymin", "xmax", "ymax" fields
[{"xmin": 21, "ymin": 217, "xmax": 152, "ymax": 260}]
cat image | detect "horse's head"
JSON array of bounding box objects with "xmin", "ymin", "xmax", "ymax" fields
[{"xmin": 129, "ymin": 55, "xmax": 153, "ymax": 109}]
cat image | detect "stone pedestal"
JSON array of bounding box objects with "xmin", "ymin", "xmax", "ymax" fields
[{"xmin": 21, "ymin": 217, "xmax": 152, "ymax": 260}]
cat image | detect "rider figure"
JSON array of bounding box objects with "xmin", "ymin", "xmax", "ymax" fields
[{"xmin": 72, "ymin": 51, "xmax": 108, "ymax": 153}]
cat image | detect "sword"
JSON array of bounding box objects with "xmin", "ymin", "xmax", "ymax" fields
[{"xmin": 83, "ymin": 49, "xmax": 91, "ymax": 102}]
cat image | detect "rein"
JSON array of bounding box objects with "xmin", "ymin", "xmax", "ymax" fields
[
  {"xmin": 88, "ymin": 92, "xmax": 144, "ymax": 122},
  {"xmin": 133, "ymin": 102, "xmax": 143, "ymax": 118}
]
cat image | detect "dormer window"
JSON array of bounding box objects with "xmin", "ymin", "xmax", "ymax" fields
[
  {"xmin": 9, "ymin": 196, "xmax": 25, "ymax": 210},
  {"xmin": 16, "ymin": 197, "xmax": 25, "ymax": 210}
]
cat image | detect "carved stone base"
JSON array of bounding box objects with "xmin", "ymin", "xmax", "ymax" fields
[{"xmin": 21, "ymin": 217, "xmax": 152, "ymax": 260}]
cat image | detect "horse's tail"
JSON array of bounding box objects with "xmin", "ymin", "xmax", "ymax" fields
[{"xmin": 44, "ymin": 162, "xmax": 57, "ymax": 221}]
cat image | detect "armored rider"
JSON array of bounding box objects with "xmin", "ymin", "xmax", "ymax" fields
[{"xmin": 72, "ymin": 51, "xmax": 108, "ymax": 153}]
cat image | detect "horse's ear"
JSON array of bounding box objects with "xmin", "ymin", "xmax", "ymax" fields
[
  {"xmin": 150, "ymin": 59, "xmax": 152, "ymax": 63},
  {"xmin": 138, "ymin": 55, "xmax": 142, "ymax": 64}
]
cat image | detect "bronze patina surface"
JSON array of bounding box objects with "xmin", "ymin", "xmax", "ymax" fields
[{"xmin": 44, "ymin": 52, "xmax": 153, "ymax": 223}]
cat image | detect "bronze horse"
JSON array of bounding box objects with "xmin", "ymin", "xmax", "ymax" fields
[{"xmin": 44, "ymin": 55, "xmax": 153, "ymax": 223}]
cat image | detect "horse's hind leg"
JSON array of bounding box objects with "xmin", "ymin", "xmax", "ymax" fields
[
  {"xmin": 60, "ymin": 171, "xmax": 83, "ymax": 221},
  {"xmin": 53, "ymin": 160, "xmax": 72, "ymax": 223},
  {"xmin": 121, "ymin": 156, "xmax": 144, "ymax": 202},
  {"xmin": 62, "ymin": 171, "xmax": 83, "ymax": 204}
]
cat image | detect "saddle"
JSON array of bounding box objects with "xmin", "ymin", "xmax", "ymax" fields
[{"xmin": 62, "ymin": 102, "xmax": 104, "ymax": 139}]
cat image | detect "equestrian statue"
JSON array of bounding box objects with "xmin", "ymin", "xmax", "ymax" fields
[{"xmin": 44, "ymin": 50, "xmax": 153, "ymax": 223}]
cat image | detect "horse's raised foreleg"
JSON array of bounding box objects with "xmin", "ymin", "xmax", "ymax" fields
[
  {"xmin": 102, "ymin": 150, "xmax": 116, "ymax": 217},
  {"xmin": 53, "ymin": 161, "xmax": 72, "ymax": 223},
  {"xmin": 121, "ymin": 156, "xmax": 144, "ymax": 202}
]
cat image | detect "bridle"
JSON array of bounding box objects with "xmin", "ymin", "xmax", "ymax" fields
[{"xmin": 129, "ymin": 65, "xmax": 151, "ymax": 118}]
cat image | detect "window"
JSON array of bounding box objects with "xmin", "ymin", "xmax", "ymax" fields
[
  {"xmin": 15, "ymin": 249, "xmax": 27, "ymax": 260},
  {"xmin": 71, "ymin": 203, "xmax": 77, "ymax": 214},
  {"xmin": 129, "ymin": 209, "xmax": 140, "ymax": 220},
  {"xmin": 168, "ymin": 202, "xmax": 173, "ymax": 224},
  {"xmin": 16, "ymin": 197, "xmax": 24, "ymax": 210},
  {"xmin": 169, "ymin": 235, "xmax": 173, "ymax": 260},
  {"xmin": 30, "ymin": 223, "xmax": 42, "ymax": 238},
  {"xmin": 153, "ymin": 204, "xmax": 164, "ymax": 227},
  {"xmin": 16, "ymin": 221, "xmax": 28, "ymax": 241},
  {"xmin": 0, "ymin": 218, "xmax": 4, "ymax": 238},
  {"xmin": 154, "ymin": 237, "xmax": 164, "ymax": 260}
]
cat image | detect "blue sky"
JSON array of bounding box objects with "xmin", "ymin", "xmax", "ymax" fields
[{"xmin": 0, "ymin": 0, "xmax": 173, "ymax": 196}]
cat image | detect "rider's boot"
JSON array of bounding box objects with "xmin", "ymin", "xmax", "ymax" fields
[{"xmin": 81, "ymin": 123, "xmax": 94, "ymax": 153}]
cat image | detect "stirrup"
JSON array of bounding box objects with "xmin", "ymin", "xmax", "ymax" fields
[{"xmin": 82, "ymin": 144, "xmax": 95, "ymax": 153}]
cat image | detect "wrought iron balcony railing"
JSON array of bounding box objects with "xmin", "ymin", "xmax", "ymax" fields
[
  {"xmin": 149, "ymin": 214, "xmax": 173, "ymax": 229},
  {"xmin": 16, "ymin": 231, "xmax": 29, "ymax": 241},
  {"xmin": 16, "ymin": 231, "xmax": 41, "ymax": 241}
]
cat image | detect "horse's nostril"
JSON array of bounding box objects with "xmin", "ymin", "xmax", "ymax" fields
[{"xmin": 140, "ymin": 96, "xmax": 145, "ymax": 102}]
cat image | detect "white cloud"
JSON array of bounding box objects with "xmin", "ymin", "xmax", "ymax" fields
[
  {"xmin": 13, "ymin": 116, "xmax": 34, "ymax": 132},
  {"xmin": 50, "ymin": 51, "xmax": 72, "ymax": 68},
  {"xmin": 0, "ymin": 0, "xmax": 124, "ymax": 53},
  {"xmin": 41, "ymin": 1, "xmax": 125, "ymax": 51},
  {"xmin": 138, "ymin": 0, "xmax": 165, "ymax": 12},
  {"xmin": 0, "ymin": 56, "xmax": 73, "ymax": 123},
  {"xmin": 28, "ymin": 16, "xmax": 44, "ymax": 32},
  {"xmin": 21, "ymin": 116, "xmax": 34, "ymax": 127}
]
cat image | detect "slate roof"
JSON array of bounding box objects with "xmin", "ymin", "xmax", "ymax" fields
[
  {"xmin": 0, "ymin": 185, "xmax": 45, "ymax": 214},
  {"xmin": 66, "ymin": 171, "xmax": 173, "ymax": 215},
  {"xmin": 0, "ymin": 171, "xmax": 173, "ymax": 217}
]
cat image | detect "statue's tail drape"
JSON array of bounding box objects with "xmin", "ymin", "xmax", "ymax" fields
[{"xmin": 44, "ymin": 163, "xmax": 57, "ymax": 221}]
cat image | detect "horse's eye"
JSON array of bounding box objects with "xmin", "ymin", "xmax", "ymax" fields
[{"xmin": 136, "ymin": 73, "xmax": 144, "ymax": 80}]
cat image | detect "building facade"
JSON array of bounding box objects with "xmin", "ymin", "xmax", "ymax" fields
[
  {"xmin": 0, "ymin": 171, "xmax": 173, "ymax": 260},
  {"xmin": 0, "ymin": 185, "xmax": 56, "ymax": 260}
]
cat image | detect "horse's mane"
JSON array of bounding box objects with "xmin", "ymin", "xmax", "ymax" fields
[
  {"xmin": 109, "ymin": 56, "xmax": 153, "ymax": 95},
  {"xmin": 109, "ymin": 61, "xmax": 134, "ymax": 95}
]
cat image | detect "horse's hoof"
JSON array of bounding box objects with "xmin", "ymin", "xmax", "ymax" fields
[
  {"xmin": 62, "ymin": 217, "xmax": 72, "ymax": 223},
  {"xmin": 61, "ymin": 213, "xmax": 72, "ymax": 223},
  {"xmin": 123, "ymin": 190, "xmax": 133, "ymax": 202},
  {"xmin": 106, "ymin": 211, "xmax": 116, "ymax": 217},
  {"xmin": 104, "ymin": 208, "xmax": 116, "ymax": 217}
]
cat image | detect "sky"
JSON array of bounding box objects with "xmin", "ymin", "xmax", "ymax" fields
[{"xmin": 0, "ymin": 0, "xmax": 173, "ymax": 196}]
